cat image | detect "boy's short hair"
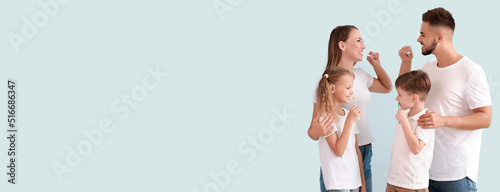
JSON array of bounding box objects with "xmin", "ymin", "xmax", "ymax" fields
[
  {"xmin": 422, "ymin": 7, "xmax": 455, "ymax": 31},
  {"xmin": 395, "ymin": 70, "xmax": 431, "ymax": 101}
]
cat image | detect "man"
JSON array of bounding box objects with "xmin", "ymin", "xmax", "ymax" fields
[{"xmin": 398, "ymin": 7, "xmax": 492, "ymax": 192}]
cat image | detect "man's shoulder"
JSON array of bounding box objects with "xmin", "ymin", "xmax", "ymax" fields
[{"xmin": 421, "ymin": 59, "xmax": 438, "ymax": 70}]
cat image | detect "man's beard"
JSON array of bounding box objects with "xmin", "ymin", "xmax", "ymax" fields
[{"xmin": 422, "ymin": 40, "xmax": 437, "ymax": 55}]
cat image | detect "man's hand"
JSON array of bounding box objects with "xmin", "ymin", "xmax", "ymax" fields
[{"xmin": 418, "ymin": 110, "xmax": 444, "ymax": 129}]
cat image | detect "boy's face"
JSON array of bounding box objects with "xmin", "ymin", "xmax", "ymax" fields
[{"xmin": 395, "ymin": 87, "xmax": 415, "ymax": 110}]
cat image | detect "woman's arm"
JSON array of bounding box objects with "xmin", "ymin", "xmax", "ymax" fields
[{"xmin": 367, "ymin": 51, "xmax": 393, "ymax": 93}]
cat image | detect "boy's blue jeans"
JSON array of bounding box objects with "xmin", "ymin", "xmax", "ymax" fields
[
  {"xmin": 320, "ymin": 144, "xmax": 373, "ymax": 192},
  {"xmin": 428, "ymin": 177, "xmax": 477, "ymax": 192}
]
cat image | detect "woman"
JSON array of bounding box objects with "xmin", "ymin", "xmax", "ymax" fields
[{"xmin": 308, "ymin": 25, "xmax": 393, "ymax": 192}]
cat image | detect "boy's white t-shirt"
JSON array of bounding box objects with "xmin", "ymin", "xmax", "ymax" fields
[
  {"xmin": 343, "ymin": 68, "xmax": 375, "ymax": 146},
  {"xmin": 318, "ymin": 108, "xmax": 361, "ymax": 190},
  {"xmin": 387, "ymin": 109, "xmax": 435, "ymax": 189},
  {"xmin": 421, "ymin": 56, "xmax": 491, "ymax": 183}
]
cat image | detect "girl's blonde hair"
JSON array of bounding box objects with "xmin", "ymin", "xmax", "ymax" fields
[{"xmin": 316, "ymin": 66, "xmax": 352, "ymax": 114}]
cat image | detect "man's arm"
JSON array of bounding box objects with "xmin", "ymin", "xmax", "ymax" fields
[
  {"xmin": 398, "ymin": 46, "xmax": 413, "ymax": 76},
  {"xmin": 418, "ymin": 106, "xmax": 492, "ymax": 130}
]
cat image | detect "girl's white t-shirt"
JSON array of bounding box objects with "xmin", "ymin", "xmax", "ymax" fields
[{"xmin": 318, "ymin": 108, "xmax": 361, "ymax": 190}]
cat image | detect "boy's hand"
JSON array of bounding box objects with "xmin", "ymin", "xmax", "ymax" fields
[
  {"xmin": 347, "ymin": 106, "xmax": 361, "ymax": 122},
  {"xmin": 395, "ymin": 109, "xmax": 408, "ymax": 123}
]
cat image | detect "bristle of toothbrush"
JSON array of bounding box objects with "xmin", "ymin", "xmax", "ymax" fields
[{"xmin": 367, "ymin": 54, "xmax": 374, "ymax": 58}]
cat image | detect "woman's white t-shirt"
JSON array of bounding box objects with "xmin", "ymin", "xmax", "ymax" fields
[{"xmin": 343, "ymin": 68, "xmax": 374, "ymax": 146}]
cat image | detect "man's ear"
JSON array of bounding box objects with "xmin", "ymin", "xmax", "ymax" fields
[{"xmin": 437, "ymin": 32, "xmax": 445, "ymax": 43}]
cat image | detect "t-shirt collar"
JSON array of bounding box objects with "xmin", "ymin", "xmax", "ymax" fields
[{"xmin": 408, "ymin": 108, "xmax": 428, "ymax": 121}]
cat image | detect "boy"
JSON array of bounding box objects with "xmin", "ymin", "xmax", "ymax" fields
[{"xmin": 386, "ymin": 70, "xmax": 433, "ymax": 192}]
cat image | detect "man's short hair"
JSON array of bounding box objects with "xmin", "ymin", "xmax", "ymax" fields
[{"xmin": 422, "ymin": 7, "xmax": 455, "ymax": 31}]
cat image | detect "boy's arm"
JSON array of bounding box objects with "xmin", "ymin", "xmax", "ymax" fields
[
  {"xmin": 355, "ymin": 136, "xmax": 366, "ymax": 192},
  {"xmin": 397, "ymin": 110, "xmax": 426, "ymax": 155}
]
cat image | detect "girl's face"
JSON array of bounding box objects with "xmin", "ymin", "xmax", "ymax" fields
[
  {"xmin": 395, "ymin": 87, "xmax": 415, "ymax": 110},
  {"xmin": 341, "ymin": 29, "xmax": 366, "ymax": 62},
  {"xmin": 332, "ymin": 74, "xmax": 354, "ymax": 104}
]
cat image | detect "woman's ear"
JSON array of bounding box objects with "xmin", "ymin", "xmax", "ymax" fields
[{"xmin": 338, "ymin": 41, "xmax": 346, "ymax": 51}]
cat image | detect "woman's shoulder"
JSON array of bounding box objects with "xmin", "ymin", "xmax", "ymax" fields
[{"xmin": 353, "ymin": 68, "xmax": 370, "ymax": 77}]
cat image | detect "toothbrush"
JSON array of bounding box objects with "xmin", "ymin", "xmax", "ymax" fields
[
  {"xmin": 406, "ymin": 50, "xmax": 411, "ymax": 55},
  {"xmin": 353, "ymin": 97, "xmax": 360, "ymax": 120},
  {"xmin": 397, "ymin": 102, "xmax": 401, "ymax": 124},
  {"xmin": 367, "ymin": 54, "xmax": 374, "ymax": 58}
]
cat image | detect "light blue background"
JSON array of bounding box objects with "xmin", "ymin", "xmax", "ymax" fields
[{"xmin": 0, "ymin": 0, "xmax": 498, "ymax": 191}]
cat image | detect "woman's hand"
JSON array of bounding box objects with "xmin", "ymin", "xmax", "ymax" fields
[
  {"xmin": 367, "ymin": 51, "xmax": 380, "ymax": 66},
  {"xmin": 309, "ymin": 113, "xmax": 336, "ymax": 139}
]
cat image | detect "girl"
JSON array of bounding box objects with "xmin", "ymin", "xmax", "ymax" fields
[
  {"xmin": 316, "ymin": 66, "xmax": 366, "ymax": 192},
  {"xmin": 308, "ymin": 25, "xmax": 393, "ymax": 192}
]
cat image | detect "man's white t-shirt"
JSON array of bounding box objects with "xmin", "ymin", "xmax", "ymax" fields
[
  {"xmin": 387, "ymin": 109, "xmax": 435, "ymax": 189},
  {"xmin": 318, "ymin": 108, "xmax": 361, "ymax": 190},
  {"xmin": 421, "ymin": 56, "xmax": 492, "ymax": 183},
  {"xmin": 343, "ymin": 68, "xmax": 375, "ymax": 146}
]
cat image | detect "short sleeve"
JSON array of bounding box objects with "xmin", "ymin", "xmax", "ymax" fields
[
  {"xmin": 356, "ymin": 68, "xmax": 374, "ymax": 88},
  {"xmin": 323, "ymin": 124, "xmax": 338, "ymax": 138},
  {"xmin": 319, "ymin": 116, "xmax": 338, "ymax": 139},
  {"xmin": 352, "ymin": 121, "xmax": 359, "ymax": 135},
  {"xmin": 464, "ymin": 66, "xmax": 492, "ymax": 109},
  {"xmin": 414, "ymin": 125, "xmax": 434, "ymax": 145}
]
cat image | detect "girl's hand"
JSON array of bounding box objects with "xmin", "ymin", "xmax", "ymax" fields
[
  {"xmin": 395, "ymin": 109, "xmax": 407, "ymax": 123},
  {"xmin": 367, "ymin": 51, "xmax": 380, "ymax": 66},
  {"xmin": 347, "ymin": 106, "xmax": 361, "ymax": 122}
]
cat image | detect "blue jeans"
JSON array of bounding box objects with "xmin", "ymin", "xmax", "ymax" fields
[
  {"xmin": 429, "ymin": 177, "xmax": 477, "ymax": 192},
  {"xmin": 320, "ymin": 144, "xmax": 373, "ymax": 192}
]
